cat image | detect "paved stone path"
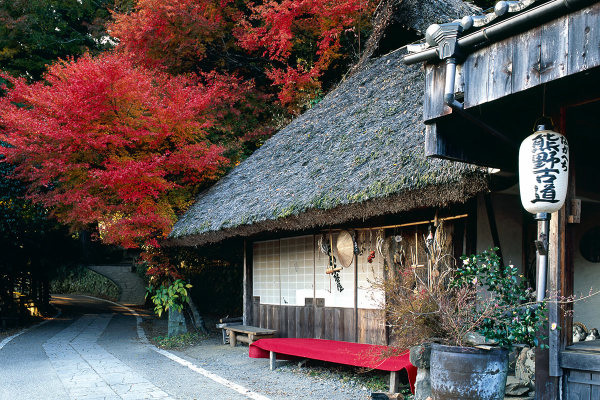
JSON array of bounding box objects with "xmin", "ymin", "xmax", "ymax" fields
[
  {"xmin": 0, "ymin": 295, "xmax": 261, "ymax": 400},
  {"xmin": 43, "ymin": 314, "xmax": 170, "ymax": 400},
  {"xmin": 88, "ymin": 265, "xmax": 146, "ymax": 306}
]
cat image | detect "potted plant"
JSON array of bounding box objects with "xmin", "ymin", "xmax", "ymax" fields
[{"xmin": 384, "ymin": 246, "xmax": 546, "ymax": 400}]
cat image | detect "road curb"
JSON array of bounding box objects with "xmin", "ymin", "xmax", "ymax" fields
[
  {"xmin": 81, "ymin": 295, "xmax": 272, "ymax": 400},
  {"xmin": 0, "ymin": 308, "xmax": 62, "ymax": 351}
]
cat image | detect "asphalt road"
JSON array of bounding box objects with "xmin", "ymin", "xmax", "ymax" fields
[{"xmin": 0, "ymin": 295, "xmax": 268, "ymax": 400}]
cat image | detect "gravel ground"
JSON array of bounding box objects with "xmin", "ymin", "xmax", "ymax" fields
[{"xmin": 143, "ymin": 317, "xmax": 412, "ymax": 400}]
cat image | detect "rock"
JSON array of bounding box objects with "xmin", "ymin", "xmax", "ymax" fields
[
  {"xmin": 515, "ymin": 347, "xmax": 535, "ymax": 390},
  {"xmin": 505, "ymin": 376, "xmax": 531, "ymax": 397},
  {"xmin": 463, "ymin": 332, "xmax": 498, "ymax": 346},
  {"xmin": 409, "ymin": 344, "xmax": 431, "ymax": 369},
  {"xmin": 167, "ymin": 308, "xmax": 187, "ymax": 337},
  {"xmin": 414, "ymin": 368, "xmax": 432, "ymax": 400}
]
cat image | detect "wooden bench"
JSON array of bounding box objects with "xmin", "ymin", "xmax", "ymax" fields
[
  {"xmin": 215, "ymin": 317, "xmax": 243, "ymax": 345},
  {"xmin": 225, "ymin": 325, "xmax": 276, "ymax": 347}
]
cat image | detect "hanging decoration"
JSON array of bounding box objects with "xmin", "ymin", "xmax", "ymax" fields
[
  {"xmin": 335, "ymin": 230, "xmax": 355, "ymax": 268},
  {"xmin": 367, "ymin": 250, "xmax": 376, "ymax": 263},
  {"xmin": 352, "ymin": 231, "xmax": 360, "ymax": 255},
  {"xmin": 324, "ymin": 232, "xmax": 344, "ymax": 292},
  {"xmin": 519, "ymin": 125, "xmax": 569, "ymax": 214}
]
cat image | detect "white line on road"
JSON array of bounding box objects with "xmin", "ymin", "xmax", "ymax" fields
[
  {"xmin": 82, "ymin": 296, "xmax": 273, "ymax": 400},
  {"xmin": 0, "ymin": 308, "xmax": 61, "ymax": 351}
]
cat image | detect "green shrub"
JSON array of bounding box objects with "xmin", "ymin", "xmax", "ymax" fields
[{"xmin": 50, "ymin": 266, "xmax": 120, "ymax": 301}]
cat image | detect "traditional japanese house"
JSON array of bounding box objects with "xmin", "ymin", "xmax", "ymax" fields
[
  {"xmin": 404, "ymin": 0, "xmax": 600, "ymax": 398},
  {"xmin": 166, "ymin": 0, "xmax": 505, "ymax": 346}
]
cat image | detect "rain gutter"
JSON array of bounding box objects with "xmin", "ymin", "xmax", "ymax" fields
[{"xmin": 403, "ymin": 0, "xmax": 595, "ymax": 65}]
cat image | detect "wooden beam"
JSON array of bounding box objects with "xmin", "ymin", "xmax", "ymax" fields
[
  {"xmin": 389, "ymin": 371, "xmax": 399, "ymax": 394},
  {"xmin": 243, "ymin": 239, "xmax": 253, "ymax": 326}
]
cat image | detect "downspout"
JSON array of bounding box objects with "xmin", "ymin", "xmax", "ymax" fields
[{"xmin": 424, "ymin": 23, "xmax": 518, "ymax": 147}]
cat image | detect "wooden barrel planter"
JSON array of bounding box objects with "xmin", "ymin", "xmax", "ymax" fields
[{"xmin": 430, "ymin": 343, "xmax": 509, "ymax": 400}]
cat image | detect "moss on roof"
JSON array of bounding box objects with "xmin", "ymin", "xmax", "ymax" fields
[{"xmin": 168, "ymin": 48, "xmax": 487, "ymax": 246}]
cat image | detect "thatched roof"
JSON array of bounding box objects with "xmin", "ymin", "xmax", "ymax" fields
[{"xmin": 167, "ymin": 47, "xmax": 488, "ymax": 247}]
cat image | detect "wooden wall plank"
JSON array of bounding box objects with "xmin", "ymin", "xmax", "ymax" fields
[
  {"xmin": 463, "ymin": 50, "xmax": 490, "ymax": 108},
  {"xmin": 423, "ymin": 63, "xmax": 449, "ymax": 121},
  {"xmin": 540, "ymin": 17, "xmax": 569, "ymax": 84},
  {"xmin": 568, "ymin": 370, "xmax": 592, "ymax": 400},
  {"xmin": 343, "ymin": 308, "xmax": 356, "ymax": 342},
  {"xmin": 301, "ymin": 305, "xmax": 313, "ymax": 338},
  {"xmin": 568, "ymin": 3, "xmax": 600, "ymax": 75},
  {"xmin": 260, "ymin": 304, "xmax": 267, "ymax": 329},
  {"xmin": 592, "ymin": 370, "xmax": 600, "ymax": 399},
  {"xmin": 314, "ymin": 302, "xmax": 324, "ymax": 339},
  {"xmin": 252, "ymin": 297, "xmax": 260, "ymax": 328},
  {"xmin": 324, "ymin": 308, "xmax": 335, "ymax": 340},
  {"xmin": 286, "ymin": 306, "xmax": 296, "ymax": 338},
  {"xmin": 333, "ymin": 308, "xmax": 343, "ymax": 341},
  {"xmin": 487, "ymin": 40, "xmax": 513, "ymax": 101},
  {"xmin": 511, "ymin": 27, "xmax": 542, "ymax": 94},
  {"xmin": 278, "ymin": 306, "xmax": 287, "ymax": 338}
]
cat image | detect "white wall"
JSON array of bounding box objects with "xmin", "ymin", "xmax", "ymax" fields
[{"xmin": 253, "ymin": 233, "xmax": 383, "ymax": 309}]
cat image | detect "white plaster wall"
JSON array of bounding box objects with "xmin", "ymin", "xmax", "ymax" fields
[
  {"xmin": 572, "ymin": 202, "xmax": 600, "ymax": 330},
  {"xmin": 254, "ymin": 233, "xmax": 380, "ymax": 309},
  {"xmin": 356, "ymin": 234, "xmax": 385, "ymax": 309},
  {"xmin": 477, "ymin": 193, "xmax": 524, "ymax": 269},
  {"xmin": 253, "ymin": 240, "xmax": 280, "ymax": 305}
]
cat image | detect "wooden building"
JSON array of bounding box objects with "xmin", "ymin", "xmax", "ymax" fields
[
  {"xmin": 404, "ymin": 0, "xmax": 600, "ymax": 398},
  {"xmin": 166, "ymin": 0, "xmax": 496, "ymax": 346}
]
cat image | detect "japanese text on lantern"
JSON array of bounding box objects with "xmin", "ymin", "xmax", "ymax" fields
[{"xmin": 530, "ymin": 133, "xmax": 569, "ymax": 204}]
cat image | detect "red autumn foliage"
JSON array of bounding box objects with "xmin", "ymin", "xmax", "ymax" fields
[
  {"xmin": 109, "ymin": 0, "xmax": 236, "ymax": 74},
  {"xmin": 109, "ymin": 0, "xmax": 374, "ymax": 112},
  {"xmin": 0, "ymin": 52, "xmax": 254, "ymax": 248},
  {"xmin": 236, "ymin": 0, "xmax": 374, "ymax": 108}
]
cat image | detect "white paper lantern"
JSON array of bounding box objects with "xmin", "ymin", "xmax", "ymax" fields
[{"xmin": 519, "ymin": 127, "xmax": 569, "ymax": 214}]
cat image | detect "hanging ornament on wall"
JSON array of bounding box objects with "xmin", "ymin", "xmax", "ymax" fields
[
  {"xmin": 519, "ymin": 125, "xmax": 569, "ymax": 214},
  {"xmin": 335, "ymin": 230, "xmax": 355, "ymax": 268}
]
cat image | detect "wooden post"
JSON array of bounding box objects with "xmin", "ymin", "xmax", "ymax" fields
[
  {"xmin": 229, "ymin": 329, "xmax": 237, "ymax": 347},
  {"xmin": 389, "ymin": 371, "xmax": 399, "ymax": 394},
  {"xmin": 535, "ymin": 193, "xmax": 567, "ymax": 398},
  {"xmin": 243, "ymin": 239, "xmax": 253, "ymax": 326},
  {"xmin": 269, "ymin": 351, "xmax": 277, "ymax": 371},
  {"xmin": 353, "ymin": 248, "xmax": 358, "ymax": 343}
]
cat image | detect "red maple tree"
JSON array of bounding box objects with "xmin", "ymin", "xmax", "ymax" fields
[
  {"xmin": 109, "ymin": 0, "xmax": 374, "ymax": 113},
  {"xmin": 0, "ymin": 52, "xmax": 254, "ymax": 248}
]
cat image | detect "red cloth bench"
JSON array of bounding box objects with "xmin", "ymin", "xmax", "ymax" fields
[{"xmin": 249, "ymin": 338, "xmax": 416, "ymax": 393}]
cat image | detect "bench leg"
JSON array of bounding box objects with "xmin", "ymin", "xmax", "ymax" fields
[
  {"xmin": 389, "ymin": 371, "xmax": 399, "ymax": 393},
  {"xmin": 269, "ymin": 351, "xmax": 277, "ymax": 371},
  {"xmin": 229, "ymin": 330, "xmax": 237, "ymax": 347}
]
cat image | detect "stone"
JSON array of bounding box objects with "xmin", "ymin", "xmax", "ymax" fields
[
  {"xmin": 505, "ymin": 376, "xmax": 531, "ymax": 397},
  {"xmin": 414, "ymin": 368, "xmax": 432, "ymax": 400},
  {"xmin": 409, "ymin": 344, "xmax": 431, "ymax": 369},
  {"xmin": 463, "ymin": 332, "xmax": 497, "ymax": 346},
  {"xmin": 514, "ymin": 347, "xmax": 535, "ymax": 390},
  {"xmin": 167, "ymin": 308, "xmax": 187, "ymax": 337}
]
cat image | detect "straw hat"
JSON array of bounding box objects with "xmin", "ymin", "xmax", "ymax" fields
[{"xmin": 336, "ymin": 230, "xmax": 355, "ymax": 268}]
